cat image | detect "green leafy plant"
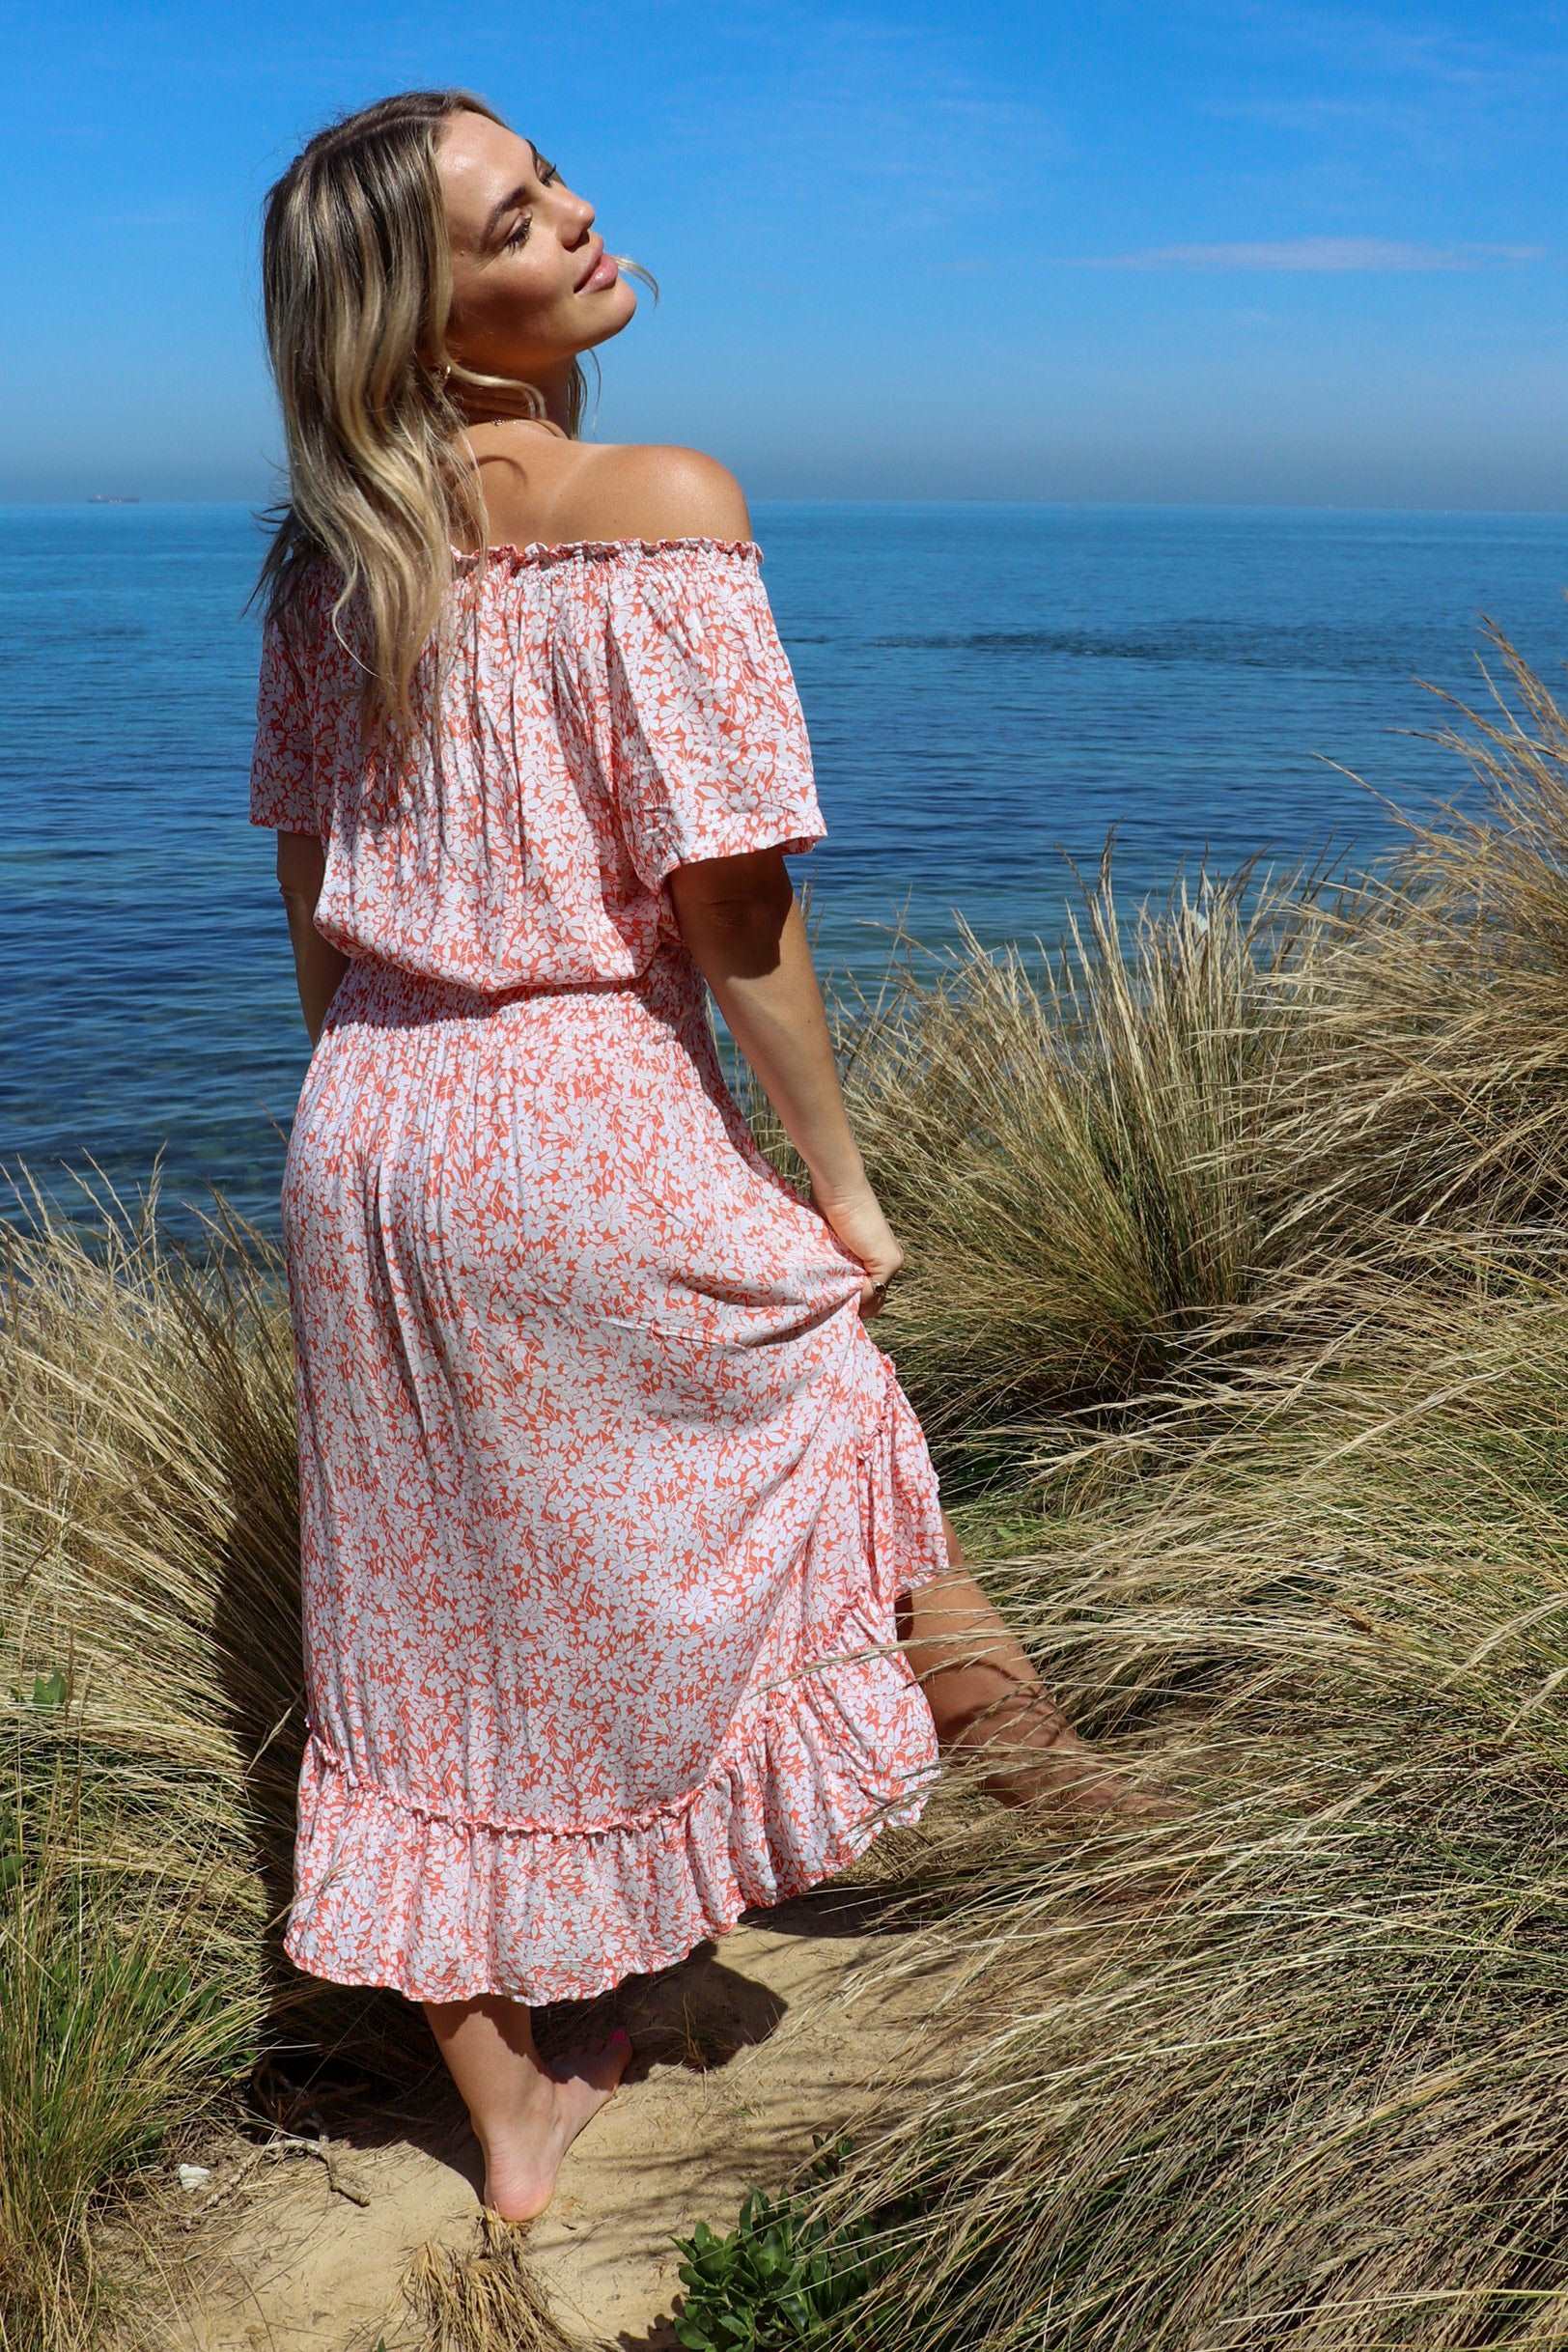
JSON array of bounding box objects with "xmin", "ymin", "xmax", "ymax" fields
[{"xmin": 670, "ymin": 2133, "xmax": 923, "ymax": 2352}]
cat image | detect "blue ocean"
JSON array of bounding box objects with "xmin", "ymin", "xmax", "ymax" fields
[{"xmin": 4, "ymin": 498, "xmax": 1565, "ymax": 1246}]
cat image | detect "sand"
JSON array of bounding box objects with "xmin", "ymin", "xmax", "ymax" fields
[{"xmin": 136, "ymin": 1806, "xmax": 993, "ymax": 2352}]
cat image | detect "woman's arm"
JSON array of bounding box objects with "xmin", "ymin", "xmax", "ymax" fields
[
  {"xmin": 670, "ymin": 852, "xmax": 905, "ymax": 1304},
  {"xmin": 671, "ymin": 853, "xmax": 863, "ymax": 1196},
  {"xmin": 275, "ymin": 830, "xmax": 350, "ymax": 1047}
]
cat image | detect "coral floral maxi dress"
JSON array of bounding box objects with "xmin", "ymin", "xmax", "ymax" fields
[{"xmin": 248, "ymin": 533, "xmax": 949, "ymax": 2005}]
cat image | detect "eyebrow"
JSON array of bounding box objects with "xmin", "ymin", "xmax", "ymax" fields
[{"xmin": 480, "ymin": 140, "xmax": 545, "ymax": 249}]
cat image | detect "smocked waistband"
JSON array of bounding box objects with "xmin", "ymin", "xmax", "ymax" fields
[
  {"xmin": 346, "ymin": 950, "xmax": 674, "ymax": 998},
  {"xmin": 322, "ymin": 942, "xmax": 696, "ymax": 1031}
]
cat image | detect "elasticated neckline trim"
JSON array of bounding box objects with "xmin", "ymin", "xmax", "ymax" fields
[{"xmin": 447, "ymin": 535, "xmax": 763, "ymax": 571}]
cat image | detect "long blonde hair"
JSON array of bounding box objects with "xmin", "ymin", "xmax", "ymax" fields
[{"xmin": 248, "ymin": 88, "xmax": 656, "ymax": 740}]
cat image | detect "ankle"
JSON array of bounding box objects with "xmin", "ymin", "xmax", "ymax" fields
[
  {"xmin": 939, "ymin": 1683, "xmax": 1085, "ymax": 1764},
  {"xmin": 477, "ymin": 2072, "xmax": 558, "ymax": 2152}
]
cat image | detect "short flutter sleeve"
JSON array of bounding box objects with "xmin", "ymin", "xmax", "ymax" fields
[
  {"xmin": 603, "ymin": 543, "xmax": 826, "ymax": 893},
  {"xmin": 248, "ymin": 606, "xmax": 322, "ymax": 837}
]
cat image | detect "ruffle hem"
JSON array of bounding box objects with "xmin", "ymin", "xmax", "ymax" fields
[{"xmin": 280, "ymin": 1343, "xmax": 949, "ymax": 2004}]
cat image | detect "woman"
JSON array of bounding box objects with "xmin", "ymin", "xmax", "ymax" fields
[{"xmin": 250, "ymin": 87, "xmax": 1162, "ymax": 2226}]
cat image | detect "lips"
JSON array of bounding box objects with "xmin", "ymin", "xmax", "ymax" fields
[{"xmin": 574, "ymin": 239, "xmax": 604, "ymax": 291}]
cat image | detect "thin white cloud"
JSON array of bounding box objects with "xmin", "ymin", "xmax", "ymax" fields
[{"xmin": 1059, "ymin": 238, "xmax": 1547, "ymax": 271}]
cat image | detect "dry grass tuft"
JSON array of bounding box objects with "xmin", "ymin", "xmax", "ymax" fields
[{"xmin": 399, "ymin": 2208, "xmax": 601, "ymax": 2351}]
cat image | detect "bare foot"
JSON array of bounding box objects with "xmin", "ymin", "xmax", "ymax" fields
[
  {"xmin": 992, "ymin": 1732, "xmax": 1194, "ymax": 1827},
  {"xmin": 477, "ymin": 2025, "xmax": 633, "ymax": 2224}
]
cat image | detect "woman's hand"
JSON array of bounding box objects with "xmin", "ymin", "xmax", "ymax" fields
[{"xmin": 808, "ymin": 1172, "xmax": 907, "ymax": 1319}]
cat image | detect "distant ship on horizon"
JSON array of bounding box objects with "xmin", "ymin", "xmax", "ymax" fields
[{"xmin": 87, "ymin": 493, "xmax": 141, "ymax": 505}]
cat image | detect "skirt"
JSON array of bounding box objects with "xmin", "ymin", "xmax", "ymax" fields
[{"xmin": 277, "ymin": 935, "xmax": 948, "ymax": 2004}]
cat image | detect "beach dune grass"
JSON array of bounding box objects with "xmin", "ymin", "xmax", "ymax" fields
[
  {"xmin": 0, "ymin": 1165, "xmax": 423, "ymax": 2349},
  {"xmin": 690, "ymin": 621, "xmax": 1568, "ymax": 2348},
  {"xmin": 3, "ymin": 619, "xmax": 1568, "ymax": 2343},
  {"xmin": 0, "ymin": 1743, "xmax": 262, "ymax": 2352},
  {"xmin": 745, "ymin": 846, "xmax": 1342, "ymax": 1485},
  {"xmin": 1256, "ymin": 622, "xmax": 1568, "ymax": 1254},
  {"xmin": 763, "ymin": 1254, "xmax": 1568, "ymax": 2350}
]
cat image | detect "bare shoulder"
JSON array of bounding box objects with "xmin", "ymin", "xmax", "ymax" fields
[
  {"xmin": 458, "ymin": 424, "xmax": 753, "ymax": 550},
  {"xmin": 564, "ymin": 442, "xmax": 754, "ymax": 544}
]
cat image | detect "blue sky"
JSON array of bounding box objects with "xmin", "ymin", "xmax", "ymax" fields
[{"xmin": 6, "ymin": 0, "xmax": 1564, "ymax": 507}]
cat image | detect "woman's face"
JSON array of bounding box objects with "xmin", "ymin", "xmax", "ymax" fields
[{"xmin": 434, "ymin": 110, "xmax": 634, "ymax": 381}]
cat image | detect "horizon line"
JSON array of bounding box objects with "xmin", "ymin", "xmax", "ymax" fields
[{"xmin": 5, "ymin": 492, "xmax": 1568, "ymax": 520}]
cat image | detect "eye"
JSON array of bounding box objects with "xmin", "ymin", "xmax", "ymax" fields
[{"xmin": 503, "ymin": 159, "xmax": 560, "ymax": 250}]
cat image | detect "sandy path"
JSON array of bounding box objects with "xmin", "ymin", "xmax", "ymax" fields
[{"xmin": 141, "ymin": 1806, "xmax": 990, "ymax": 2352}]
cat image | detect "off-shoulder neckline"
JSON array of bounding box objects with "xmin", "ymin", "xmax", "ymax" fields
[{"xmin": 447, "ymin": 534, "xmax": 763, "ymax": 570}]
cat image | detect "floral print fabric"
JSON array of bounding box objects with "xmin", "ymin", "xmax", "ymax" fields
[
  {"xmin": 249, "ymin": 538, "xmax": 830, "ymax": 992},
  {"xmin": 250, "ymin": 536, "xmax": 948, "ymax": 2004}
]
